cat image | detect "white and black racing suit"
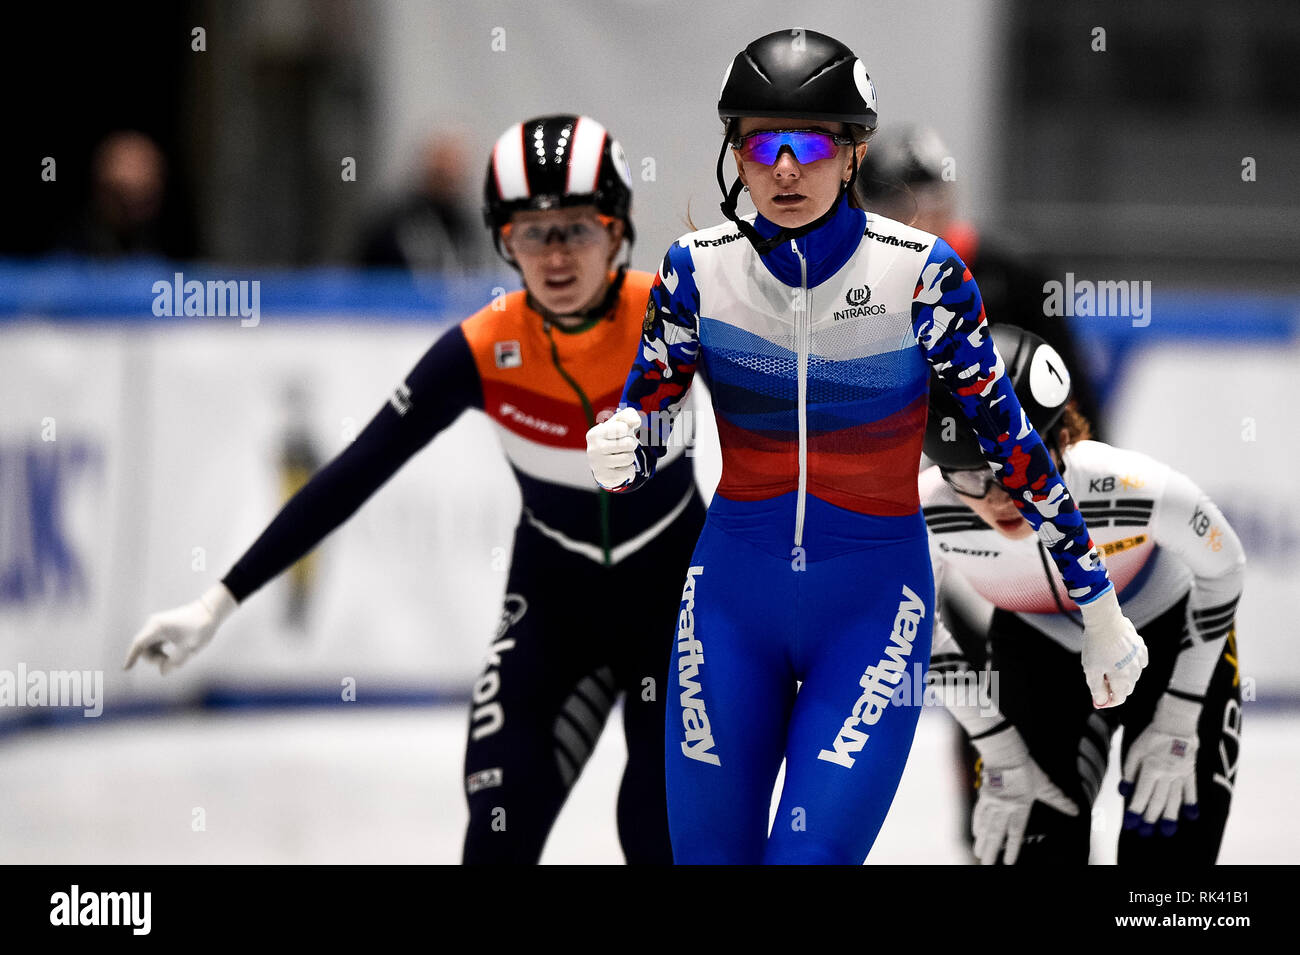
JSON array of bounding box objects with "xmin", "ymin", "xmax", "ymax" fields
[{"xmin": 924, "ymin": 439, "xmax": 1245, "ymax": 863}]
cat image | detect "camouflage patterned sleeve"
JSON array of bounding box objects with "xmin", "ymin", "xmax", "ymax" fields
[
  {"xmin": 911, "ymin": 237, "xmax": 1113, "ymax": 604},
  {"xmin": 612, "ymin": 241, "xmax": 702, "ymax": 492}
]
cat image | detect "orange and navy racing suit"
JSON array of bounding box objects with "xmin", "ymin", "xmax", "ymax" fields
[{"xmin": 221, "ymin": 271, "xmax": 705, "ymax": 863}]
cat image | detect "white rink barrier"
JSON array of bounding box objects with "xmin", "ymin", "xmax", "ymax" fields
[{"xmin": 0, "ymin": 321, "xmax": 1293, "ymax": 730}]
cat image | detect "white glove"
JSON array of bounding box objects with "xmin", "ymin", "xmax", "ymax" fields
[
  {"xmin": 972, "ymin": 726, "xmax": 1079, "ymax": 865},
  {"xmin": 123, "ymin": 583, "xmax": 237, "ymax": 675},
  {"xmin": 586, "ymin": 407, "xmax": 642, "ymax": 490},
  {"xmin": 1079, "ymin": 586, "xmax": 1149, "ymax": 708},
  {"xmin": 1120, "ymin": 693, "xmax": 1202, "ymax": 836}
]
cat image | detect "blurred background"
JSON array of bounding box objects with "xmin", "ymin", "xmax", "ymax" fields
[{"xmin": 1, "ymin": 0, "xmax": 1296, "ymax": 863}]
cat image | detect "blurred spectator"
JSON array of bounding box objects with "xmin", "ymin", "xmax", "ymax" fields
[
  {"xmin": 357, "ymin": 130, "xmax": 490, "ymax": 274},
  {"xmin": 858, "ymin": 125, "xmax": 1104, "ymax": 435},
  {"xmin": 60, "ymin": 130, "xmax": 192, "ymax": 259}
]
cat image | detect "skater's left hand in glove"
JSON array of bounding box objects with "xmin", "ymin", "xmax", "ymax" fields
[{"xmin": 1120, "ymin": 693, "xmax": 1201, "ymax": 836}]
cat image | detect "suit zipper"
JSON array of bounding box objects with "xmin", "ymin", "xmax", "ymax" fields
[{"xmin": 792, "ymin": 239, "xmax": 809, "ymax": 549}]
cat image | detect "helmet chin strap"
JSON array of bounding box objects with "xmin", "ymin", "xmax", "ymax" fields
[{"xmin": 716, "ymin": 121, "xmax": 860, "ymax": 256}]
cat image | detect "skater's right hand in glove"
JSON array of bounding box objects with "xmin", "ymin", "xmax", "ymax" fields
[
  {"xmin": 1079, "ymin": 585, "xmax": 1149, "ymax": 708},
  {"xmin": 586, "ymin": 406, "xmax": 642, "ymax": 490},
  {"xmin": 124, "ymin": 583, "xmax": 237, "ymax": 675},
  {"xmin": 972, "ymin": 725, "xmax": 1079, "ymax": 865}
]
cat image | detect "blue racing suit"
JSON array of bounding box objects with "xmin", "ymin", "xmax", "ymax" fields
[{"xmin": 613, "ymin": 196, "xmax": 1116, "ymax": 864}]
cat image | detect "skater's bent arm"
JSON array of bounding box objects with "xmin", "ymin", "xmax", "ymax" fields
[
  {"xmin": 912, "ymin": 238, "xmax": 1111, "ymax": 606},
  {"xmin": 1152, "ymin": 467, "xmax": 1246, "ymax": 700},
  {"xmin": 220, "ymin": 325, "xmax": 483, "ymax": 602},
  {"xmin": 614, "ymin": 241, "xmax": 702, "ymax": 490}
]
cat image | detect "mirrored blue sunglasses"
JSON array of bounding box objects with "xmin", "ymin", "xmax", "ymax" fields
[{"xmin": 733, "ymin": 129, "xmax": 854, "ymax": 166}]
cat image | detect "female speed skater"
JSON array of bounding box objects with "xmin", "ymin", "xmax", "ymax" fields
[
  {"xmin": 125, "ymin": 115, "xmax": 707, "ymax": 864},
  {"xmin": 923, "ymin": 325, "xmax": 1245, "ymax": 865},
  {"xmin": 586, "ymin": 29, "xmax": 1148, "ymax": 864}
]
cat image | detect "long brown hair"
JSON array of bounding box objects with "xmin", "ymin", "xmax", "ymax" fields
[
  {"xmin": 845, "ymin": 123, "xmax": 874, "ymax": 211},
  {"xmin": 1058, "ymin": 400, "xmax": 1094, "ymax": 448}
]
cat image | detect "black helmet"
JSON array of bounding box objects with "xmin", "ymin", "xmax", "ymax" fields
[
  {"xmin": 718, "ymin": 29, "xmax": 878, "ymax": 127},
  {"xmin": 857, "ymin": 124, "xmax": 949, "ymax": 202},
  {"xmin": 715, "ymin": 29, "xmax": 877, "ymax": 255},
  {"xmin": 924, "ymin": 325, "xmax": 1073, "ymax": 469},
  {"xmin": 483, "ymin": 114, "xmax": 635, "ymax": 263}
]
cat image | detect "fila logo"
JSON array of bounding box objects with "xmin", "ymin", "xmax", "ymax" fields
[
  {"xmin": 465, "ymin": 767, "xmax": 504, "ymax": 795},
  {"xmin": 494, "ymin": 340, "xmax": 522, "ymax": 368}
]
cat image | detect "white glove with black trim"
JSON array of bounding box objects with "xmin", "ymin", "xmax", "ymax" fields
[
  {"xmin": 586, "ymin": 407, "xmax": 642, "ymax": 490},
  {"xmin": 124, "ymin": 582, "xmax": 237, "ymax": 675},
  {"xmin": 1079, "ymin": 586, "xmax": 1149, "ymax": 708},
  {"xmin": 1120, "ymin": 693, "xmax": 1202, "ymax": 836},
  {"xmin": 972, "ymin": 725, "xmax": 1079, "ymax": 865}
]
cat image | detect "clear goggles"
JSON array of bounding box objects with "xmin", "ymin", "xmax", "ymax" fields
[
  {"xmin": 500, "ymin": 214, "xmax": 615, "ymax": 254},
  {"xmin": 939, "ymin": 465, "xmax": 999, "ymax": 499}
]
